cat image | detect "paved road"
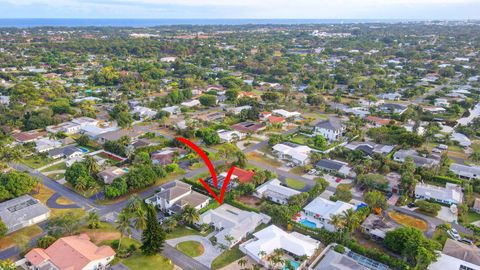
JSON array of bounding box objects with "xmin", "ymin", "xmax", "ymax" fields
[
  {"xmin": 46, "ymin": 193, "xmax": 80, "ymax": 209},
  {"xmin": 391, "ymin": 205, "xmax": 472, "ymax": 237}
]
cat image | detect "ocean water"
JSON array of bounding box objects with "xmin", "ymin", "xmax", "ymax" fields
[{"xmin": 0, "ymin": 18, "xmax": 402, "ymax": 28}]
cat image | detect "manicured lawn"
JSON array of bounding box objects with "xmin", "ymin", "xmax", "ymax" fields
[
  {"xmin": 0, "ymin": 225, "xmax": 43, "ymax": 250},
  {"xmin": 176, "ymin": 241, "xmax": 205, "ymax": 257},
  {"xmin": 289, "ymin": 134, "xmax": 310, "ymax": 145},
  {"xmin": 21, "ymin": 155, "xmax": 54, "ymax": 169},
  {"xmin": 41, "ymin": 162, "xmax": 67, "ymax": 172},
  {"xmin": 211, "ymin": 245, "xmax": 244, "ymax": 270},
  {"xmin": 122, "ymin": 253, "xmax": 174, "ymax": 270},
  {"xmin": 166, "ymin": 226, "xmax": 211, "ymax": 240},
  {"xmin": 286, "ymin": 178, "xmax": 306, "ymax": 190},
  {"xmin": 246, "ymin": 152, "xmax": 282, "ymax": 167},
  {"xmin": 387, "ymin": 211, "xmax": 428, "ymax": 231},
  {"xmin": 32, "ymin": 184, "xmax": 86, "ymax": 217},
  {"xmin": 463, "ymin": 210, "xmax": 480, "ymax": 224},
  {"xmin": 289, "ymin": 166, "xmax": 306, "ymax": 175},
  {"xmin": 432, "ymin": 228, "xmax": 449, "ymax": 247},
  {"xmin": 49, "ymin": 173, "xmax": 65, "ymax": 181}
]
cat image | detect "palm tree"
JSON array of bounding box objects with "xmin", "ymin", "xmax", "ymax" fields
[
  {"xmin": 84, "ymin": 156, "xmax": 100, "ymax": 175},
  {"xmin": 133, "ymin": 207, "xmax": 147, "ymax": 231},
  {"xmin": 116, "ymin": 210, "xmax": 131, "ymax": 250},
  {"xmin": 258, "ymin": 250, "xmax": 267, "ymax": 261},
  {"xmin": 181, "ymin": 205, "xmax": 199, "ymax": 225},
  {"xmin": 224, "ymin": 234, "xmax": 235, "ymax": 247},
  {"xmin": 127, "ymin": 195, "xmax": 143, "ymax": 214},
  {"xmin": 237, "ymin": 258, "xmax": 247, "ymax": 268},
  {"xmin": 329, "ymin": 214, "xmax": 346, "ymax": 233},
  {"xmin": 74, "ymin": 177, "xmax": 87, "ymax": 192},
  {"xmin": 342, "ymin": 209, "xmax": 360, "ymax": 236},
  {"xmin": 86, "ymin": 212, "xmax": 100, "ymax": 229},
  {"xmin": 162, "ymin": 217, "xmax": 177, "ymax": 232}
]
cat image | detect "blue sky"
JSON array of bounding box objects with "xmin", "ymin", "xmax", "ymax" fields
[{"xmin": 0, "ymin": 0, "xmax": 479, "ymax": 19}]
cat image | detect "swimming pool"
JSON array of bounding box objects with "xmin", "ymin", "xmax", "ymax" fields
[
  {"xmin": 78, "ymin": 147, "xmax": 89, "ymax": 153},
  {"xmin": 299, "ymin": 219, "xmax": 317, "ymax": 229},
  {"xmin": 283, "ymin": 260, "xmax": 300, "ymax": 270}
]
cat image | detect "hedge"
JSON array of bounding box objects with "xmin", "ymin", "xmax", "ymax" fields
[{"xmin": 432, "ymin": 175, "xmax": 463, "ymax": 185}]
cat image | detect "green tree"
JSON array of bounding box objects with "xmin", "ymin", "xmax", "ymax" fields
[
  {"xmin": 199, "ymin": 94, "xmax": 217, "ymax": 107},
  {"xmin": 364, "ymin": 190, "xmax": 388, "ymax": 212},
  {"xmin": 0, "ymin": 220, "xmax": 7, "ymax": 238},
  {"xmin": 181, "ymin": 205, "xmax": 200, "ymax": 225},
  {"xmin": 87, "ymin": 212, "xmax": 101, "ymax": 229},
  {"xmin": 141, "ymin": 205, "xmax": 166, "ymax": 255},
  {"xmin": 116, "ymin": 209, "xmax": 131, "ymax": 250},
  {"xmin": 37, "ymin": 235, "xmax": 57, "ymax": 248}
]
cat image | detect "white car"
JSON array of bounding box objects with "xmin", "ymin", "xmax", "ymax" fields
[{"xmin": 448, "ymin": 228, "xmax": 460, "ymax": 240}]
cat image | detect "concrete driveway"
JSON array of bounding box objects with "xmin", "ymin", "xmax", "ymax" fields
[{"xmin": 166, "ymin": 235, "xmax": 223, "ymax": 268}]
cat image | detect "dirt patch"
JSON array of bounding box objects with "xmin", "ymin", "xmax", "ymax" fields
[
  {"xmin": 237, "ymin": 195, "xmax": 262, "ymax": 208},
  {"xmin": 387, "ymin": 211, "xmax": 428, "ymax": 231},
  {"xmin": 85, "ymin": 231, "xmax": 121, "ymax": 244}
]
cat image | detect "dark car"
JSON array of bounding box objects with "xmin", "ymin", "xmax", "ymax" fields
[{"xmin": 407, "ymin": 203, "xmax": 416, "ymax": 208}]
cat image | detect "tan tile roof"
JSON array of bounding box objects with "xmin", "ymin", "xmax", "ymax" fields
[
  {"xmin": 443, "ymin": 239, "xmax": 480, "ymax": 266},
  {"xmin": 25, "ymin": 234, "xmax": 115, "ymax": 270}
]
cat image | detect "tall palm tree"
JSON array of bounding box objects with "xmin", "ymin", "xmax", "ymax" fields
[
  {"xmin": 84, "ymin": 156, "xmax": 100, "ymax": 176},
  {"xmin": 342, "ymin": 209, "xmax": 360, "ymax": 236},
  {"xmin": 116, "ymin": 210, "xmax": 131, "ymax": 249},
  {"xmin": 127, "ymin": 195, "xmax": 143, "ymax": 214},
  {"xmin": 237, "ymin": 258, "xmax": 247, "ymax": 268},
  {"xmin": 133, "ymin": 207, "xmax": 147, "ymax": 231},
  {"xmin": 329, "ymin": 214, "xmax": 346, "ymax": 233},
  {"xmin": 181, "ymin": 205, "xmax": 199, "ymax": 225},
  {"xmin": 86, "ymin": 212, "xmax": 100, "ymax": 229}
]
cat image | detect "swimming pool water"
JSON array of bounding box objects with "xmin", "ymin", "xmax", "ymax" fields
[
  {"xmin": 79, "ymin": 147, "xmax": 89, "ymax": 153},
  {"xmin": 299, "ymin": 219, "xmax": 317, "ymax": 229},
  {"xmin": 283, "ymin": 260, "xmax": 300, "ymax": 270}
]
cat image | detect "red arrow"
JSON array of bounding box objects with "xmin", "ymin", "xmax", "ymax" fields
[{"xmin": 176, "ymin": 137, "xmax": 234, "ymax": 204}]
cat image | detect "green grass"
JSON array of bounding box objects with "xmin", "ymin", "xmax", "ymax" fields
[
  {"xmin": 286, "ymin": 178, "xmax": 306, "ymax": 190},
  {"xmin": 432, "ymin": 228, "xmax": 449, "ymax": 247},
  {"xmin": 41, "ymin": 162, "xmax": 67, "ymax": 172},
  {"xmin": 21, "ymin": 155, "xmax": 54, "ymax": 169},
  {"xmin": 122, "ymin": 253, "xmax": 174, "ymax": 270},
  {"xmin": 50, "ymin": 173, "xmax": 65, "ymax": 181},
  {"xmin": 176, "ymin": 241, "xmax": 205, "ymax": 257},
  {"xmin": 166, "ymin": 226, "xmax": 210, "ymax": 240},
  {"xmin": 463, "ymin": 211, "xmax": 480, "ymax": 225},
  {"xmin": 289, "ymin": 166, "xmax": 306, "ymax": 175},
  {"xmin": 211, "ymin": 245, "xmax": 245, "ymax": 270}
]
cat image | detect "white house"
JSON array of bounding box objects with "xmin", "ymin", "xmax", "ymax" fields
[
  {"xmin": 378, "ymin": 92, "xmax": 401, "ymax": 101},
  {"xmin": 239, "ymin": 225, "xmax": 320, "ymax": 268},
  {"xmin": 197, "ymin": 204, "xmax": 271, "ymax": 248},
  {"xmin": 160, "ymin": 56, "xmax": 177, "ymax": 62},
  {"xmin": 181, "ymin": 100, "xmax": 201, "ymax": 108},
  {"xmin": 47, "ymin": 146, "xmax": 84, "ymax": 160},
  {"xmin": 272, "ymin": 109, "xmax": 301, "ymax": 119},
  {"xmin": 0, "ymin": 195, "xmax": 50, "ymax": 234},
  {"xmin": 71, "ymin": 117, "xmax": 99, "ymax": 127},
  {"xmin": 227, "ymin": 105, "xmax": 251, "ymax": 115},
  {"xmin": 161, "ymin": 105, "xmax": 181, "ymax": 115},
  {"xmin": 272, "ymin": 142, "xmax": 312, "ymax": 166},
  {"xmin": 429, "ymin": 239, "xmax": 480, "ymax": 270},
  {"xmin": 131, "ymin": 106, "xmax": 157, "ymax": 119},
  {"xmin": 145, "ymin": 181, "xmax": 209, "ymax": 214},
  {"xmin": 217, "ymin": 129, "xmax": 245, "ymax": 143},
  {"xmin": 450, "ymin": 163, "xmax": 480, "ymax": 180},
  {"xmin": 46, "ymin": 122, "xmax": 82, "ymax": 135},
  {"xmin": 313, "ymin": 118, "xmax": 345, "ymax": 141},
  {"xmin": 301, "ymin": 197, "xmax": 356, "ymax": 231},
  {"xmin": 434, "ymin": 98, "xmax": 450, "ymax": 108},
  {"xmin": 35, "ymin": 138, "xmax": 62, "ymax": 153},
  {"xmin": 254, "ymin": 179, "xmax": 301, "ymax": 205},
  {"xmin": 415, "ymin": 183, "xmax": 463, "ymax": 205}
]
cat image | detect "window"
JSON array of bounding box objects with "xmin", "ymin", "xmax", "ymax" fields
[{"xmin": 460, "ymin": 265, "xmax": 475, "ymax": 270}]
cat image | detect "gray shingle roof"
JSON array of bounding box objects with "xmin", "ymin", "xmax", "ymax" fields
[{"xmin": 0, "ymin": 195, "xmax": 50, "ymax": 233}]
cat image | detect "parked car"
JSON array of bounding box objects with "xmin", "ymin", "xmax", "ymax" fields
[
  {"xmin": 448, "ymin": 228, "xmax": 461, "ymax": 240},
  {"xmin": 335, "ymin": 178, "xmax": 342, "ymax": 183},
  {"xmin": 459, "ymin": 238, "xmax": 474, "ymax": 245},
  {"xmin": 407, "ymin": 202, "xmax": 416, "ymax": 208}
]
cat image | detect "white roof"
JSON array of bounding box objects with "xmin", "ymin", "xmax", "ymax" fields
[
  {"xmin": 272, "ymin": 109, "xmax": 301, "ymax": 118},
  {"xmin": 242, "ymin": 225, "xmax": 319, "ymax": 262},
  {"xmin": 429, "ymin": 253, "xmax": 480, "ymax": 270},
  {"xmin": 415, "ymin": 183, "xmax": 463, "ymax": 204},
  {"xmin": 450, "ymin": 163, "xmax": 480, "ymax": 179},
  {"xmin": 303, "ymin": 197, "xmax": 355, "ymax": 220},
  {"xmin": 198, "ymin": 204, "xmax": 270, "ymax": 247},
  {"xmin": 181, "ymin": 100, "xmax": 201, "ymax": 107},
  {"xmin": 272, "ymin": 143, "xmax": 312, "ymax": 163},
  {"xmin": 255, "ymin": 179, "xmax": 301, "ymax": 198}
]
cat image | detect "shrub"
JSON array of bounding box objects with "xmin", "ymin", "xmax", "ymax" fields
[
  {"xmin": 334, "ymin": 244, "xmax": 345, "ymax": 254},
  {"xmin": 416, "ymin": 200, "xmax": 441, "ymax": 216}
]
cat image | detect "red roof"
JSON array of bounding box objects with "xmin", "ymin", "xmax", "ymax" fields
[
  {"xmin": 232, "ymin": 167, "xmax": 255, "ymax": 184},
  {"xmin": 366, "ymin": 116, "xmax": 392, "ymax": 126},
  {"xmin": 268, "ymin": 115, "xmax": 285, "ymax": 124}
]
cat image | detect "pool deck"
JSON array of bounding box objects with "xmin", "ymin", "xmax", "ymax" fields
[{"xmin": 293, "ymin": 212, "xmax": 324, "ymax": 229}]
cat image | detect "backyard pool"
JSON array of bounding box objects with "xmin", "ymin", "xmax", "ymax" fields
[
  {"xmin": 283, "ymin": 260, "xmax": 300, "ymax": 270},
  {"xmin": 78, "ymin": 147, "xmax": 90, "ymax": 153},
  {"xmin": 299, "ymin": 219, "xmax": 317, "ymax": 229}
]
